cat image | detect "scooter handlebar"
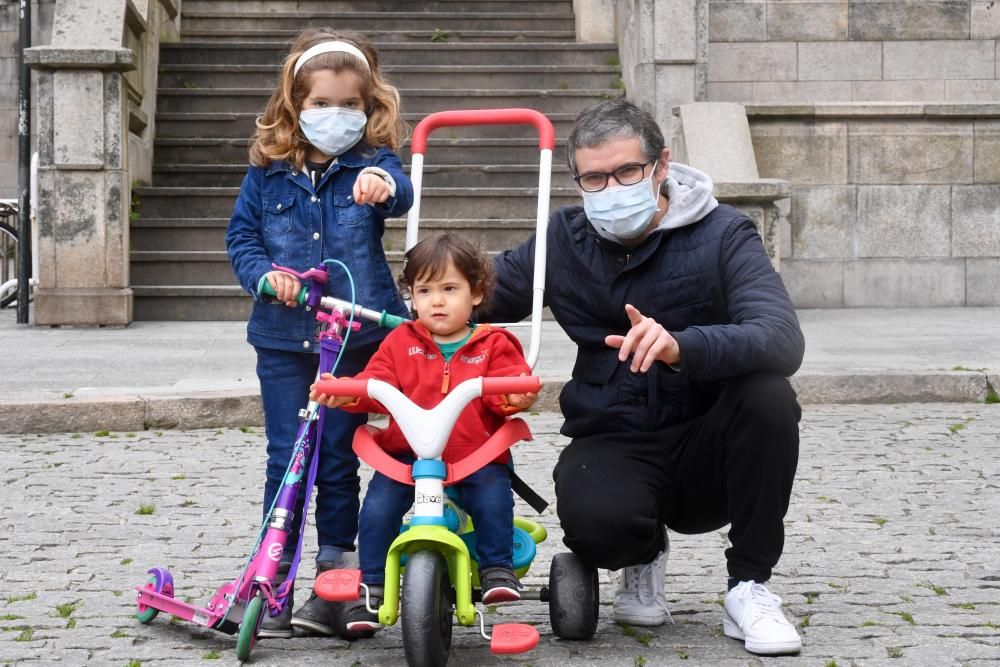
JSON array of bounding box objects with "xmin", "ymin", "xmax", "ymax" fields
[
  {"xmin": 481, "ymin": 376, "xmax": 542, "ymax": 396},
  {"xmin": 313, "ymin": 378, "xmax": 369, "ymax": 398}
]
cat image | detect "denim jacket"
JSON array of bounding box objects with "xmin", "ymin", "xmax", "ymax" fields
[{"xmin": 226, "ymin": 145, "xmax": 413, "ymax": 353}]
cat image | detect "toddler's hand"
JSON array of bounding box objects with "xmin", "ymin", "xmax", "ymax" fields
[
  {"xmin": 353, "ymin": 173, "xmax": 391, "ymax": 205},
  {"xmin": 264, "ymin": 270, "xmax": 301, "ymax": 307},
  {"xmin": 309, "ymin": 373, "xmax": 354, "ymax": 408},
  {"xmin": 505, "ymin": 374, "xmax": 540, "ymax": 410}
]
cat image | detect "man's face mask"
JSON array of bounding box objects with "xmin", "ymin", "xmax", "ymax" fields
[
  {"xmin": 580, "ymin": 161, "xmax": 661, "ymax": 242},
  {"xmin": 299, "ymin": 107, "xmax": 367, "ymax": 157}
]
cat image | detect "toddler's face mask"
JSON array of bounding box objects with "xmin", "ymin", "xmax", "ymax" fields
[{"xmin": 299, "ymin": 107, "xmax": 367, "ymax": 157}]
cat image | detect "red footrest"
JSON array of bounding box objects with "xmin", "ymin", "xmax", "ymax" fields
[
  {"xmin": 490, "ymin": 623, "xmax": 540, "ymax": 654},
  {"xmin": 313, "ymin": 569, "xmax": 362, "ymax": 602}
]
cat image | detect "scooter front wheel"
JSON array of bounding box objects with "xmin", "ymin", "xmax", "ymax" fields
[
  {"xmin": 136, "ymin": 567, "xmax": 174, "ymax": 624},
  {"xmin": 235, "ymin": 593, "xmax": 264, "ymax": 661},
  {"xmin": 401, "ymin": 550, "xmax": 454, "ymax": 667}
]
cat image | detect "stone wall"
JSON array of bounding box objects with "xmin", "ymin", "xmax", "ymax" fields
[
  {"xmin": 750, "ymin": 103, "xmax": 1000, "ymax": 308},
  {"xmin": 0, "ymin": 0, "xmax": 54, "ymax": 199},
  {"xmin": 708, "ymin": 0, "xmax": 1000, "ymax": 103}
]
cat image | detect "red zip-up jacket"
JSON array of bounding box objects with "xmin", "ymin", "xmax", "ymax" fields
[{"xmin": 340, "ymin": 321, "xmax": 532, "ymax": 464}]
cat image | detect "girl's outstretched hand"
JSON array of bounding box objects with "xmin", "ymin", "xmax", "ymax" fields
[
  {"xmin": 353, "ymin": 173, "xmax": 391, "ymax": 205},
  {"xmin": 309, "ymin": 372, "xmax": 354, "ymax": 408}
]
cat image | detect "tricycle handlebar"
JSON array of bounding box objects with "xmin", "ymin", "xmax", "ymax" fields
[
  {"xmin": 313, "ymin": 378, "xmax": 370, "ymax": 398},
  {"xmin": 481, "ymin": 376, "xmax": 542, "ymax": 396}
]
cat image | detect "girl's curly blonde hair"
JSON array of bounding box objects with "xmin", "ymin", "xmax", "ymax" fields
[{"xmin": 249, "ymin": 29, "xmax": 406, "ymax": 168}]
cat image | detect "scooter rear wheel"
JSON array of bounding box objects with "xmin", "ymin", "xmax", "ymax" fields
[
  {"xmin": 401, "ymin": 550, "xmax": 454, "ymax": 667},
  {"xmin": 136, "ymin": 568, "xmax": 174, "ymax": 624}
]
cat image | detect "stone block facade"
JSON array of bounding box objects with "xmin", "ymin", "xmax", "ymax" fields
[{"xmin": 750, "ymin": 104, "xmax": 1000, "ymax": 307}]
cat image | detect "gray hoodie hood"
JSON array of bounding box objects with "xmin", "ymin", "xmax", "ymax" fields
[{"xmin": 656, "ymin": 162, "xmax": 719, "ymax": 231}]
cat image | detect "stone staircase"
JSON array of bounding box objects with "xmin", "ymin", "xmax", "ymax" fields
[{"xmin": 133, "ymin": 0, "xmax": 621, "ymax": 320}]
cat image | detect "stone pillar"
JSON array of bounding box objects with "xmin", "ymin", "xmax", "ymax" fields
[
  {"xmin": 25, "ymin": 0, "xmax": 135, "ymax": 325},
  {"xmin": 572, "ymin": 0, "xmax": 615, "ymax": 43},
  {"xmin": 615, "ymin": 0, "xmax": 708, "ymax": 136}
]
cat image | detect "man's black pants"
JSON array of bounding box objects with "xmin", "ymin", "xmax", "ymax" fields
[{"xmin": 552, "ymin": 372, "xmax": 800, "ymax": 583}]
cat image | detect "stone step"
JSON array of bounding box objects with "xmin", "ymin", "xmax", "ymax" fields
[
  {"xmin": 134, "ymin": 185, "xmax": 579, "ymax": 219},
  {"xmin": 131, "ymin": 248, "xmax": 509, "ymax": 288},
  {"xmin": 179, "ymin": 28, "xmax": 576, "ymax": 43},
  {"xmin": 183, "ymin": 0, "xmax": 572, "ymax": 12},
  {"xmin": 132, "ymin": 285, "xmax": 252, "ymax": 321},
  {"xmin": 182, "ymin": 10, "xmax": 575, "ymax": 33},
  {"xmin": 131, "ymin": 217, "xmax": 541, "ymax": 252},
  {"xmin": 160, "ymin": 41, "xmax": 618, "ymax": 66},
  {"xmin": 153, "ymin": 137, "xmax": 573, "ymax": 165},
  {"xmin": 155, "ymin": 112, "xmax": 578, "ymax": 141},
  {"xmin": 151, "ymin": 163, "xmax": 575, "ymax": 189},
  {"xmin": 156, "ymin": 87, "xmax": 622, "ymax": 114},
  {"xmin": 158, "ymin": 64, "xmax": 622, "ymax": 91}
]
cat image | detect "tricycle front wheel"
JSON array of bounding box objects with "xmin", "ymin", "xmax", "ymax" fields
[{"xmin": 401, "ymin": 550, "xmax": 454, "ymax": 667}]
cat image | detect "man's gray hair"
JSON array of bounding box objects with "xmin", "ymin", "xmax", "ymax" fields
[{"xmin": 566, "ymin": 99, "xmax": 665, "ymax": 174}]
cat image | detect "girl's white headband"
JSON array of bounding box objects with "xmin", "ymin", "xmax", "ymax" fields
[{"xmin": 293, "ymin": 41, "xmax": 370, "ymax": 77}]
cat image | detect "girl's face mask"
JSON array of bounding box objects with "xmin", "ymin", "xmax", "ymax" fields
[
  {"xmin": 580, "ymin": 162, "xmax": 662, "ymax": 243},
  {"xmin": 299, "ymin": 107, "xmax": 367, "ymax": 157}
]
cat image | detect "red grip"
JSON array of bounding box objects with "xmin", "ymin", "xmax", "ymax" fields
[
  {"xmin": 481, "ymin": 376, "xmax": 541, "ymax": 396},
  {"xmin": 313, "ymin": 378, "xmax": 369, "ymax": 398},
  {"xmin": 410, "ymin": 109, "xmax": 556, "ymax": 154}
]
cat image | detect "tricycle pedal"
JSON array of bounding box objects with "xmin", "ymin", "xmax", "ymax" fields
[
  {"xmin": 490, "ymin": 623, "xmax": 539, "ymax": 655},
  {"xmin": 314, "ymin": 569, "xmax": 362, "ymax": 602}
]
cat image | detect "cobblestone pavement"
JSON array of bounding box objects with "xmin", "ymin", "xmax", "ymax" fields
[{"xmin": 1, "ymin": 405, "xmax": 999, "ymax": 666}]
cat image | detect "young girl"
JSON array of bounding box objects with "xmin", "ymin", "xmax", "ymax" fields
[
  {"xmin": 309, "ymin": 233, "xmax": 539, "ymax": 635},
  {"xmin": 225, "ymin": 28, "xmax": 412, "ymax": 639}
]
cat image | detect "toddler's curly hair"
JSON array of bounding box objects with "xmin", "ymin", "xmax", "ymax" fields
[{"xmin": 398, "ymin": 232, "xmax": 496, "ymax": 317}]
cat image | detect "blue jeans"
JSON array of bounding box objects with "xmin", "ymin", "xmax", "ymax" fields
[
  {"xmin": 358, "ymin": 459, "xmax": 514, "ymax": 585},
  {"xmin": 255, "ymin": 342, "xmax": 377, "ymax": 562}
]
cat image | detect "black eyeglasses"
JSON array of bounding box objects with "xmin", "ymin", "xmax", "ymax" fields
[{"xmin": 573, "ymin": 159, "xmax": 656, "ymax": 193}]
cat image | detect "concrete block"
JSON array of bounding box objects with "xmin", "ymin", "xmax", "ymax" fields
[
  {"xmin": 848, "ymin": 121, "xmax": 974, "ymax": 184},
  {"xmin": 143, "ymin": 392, "xmax": 264, "ymax": 430},
  {"xmin": 751, "ymin": 120, "xmax": 848, "ymax": 184},
  {"xmin": 709, "ymin": 1, "xmax": 766, "ymax": 42},
  {"xmin": 751, "ymin": 80, "xmax": 853, "ymax": 103},
  {"xmin": 53, "ymin": 71, "xmax": 104, "ymax": 168},
  {"xmin": 974, "ymin": 120, "xmax": 1000, "ymax": 183},
  {"xmin": 843, "ymin": 259, "xmax": 965, "ymax": 307},
  {"xmin": 574, "ymin": 0, "xmax": 616, "ymax": 42},
  {"xmin": 33, "ymin": 286, "xmax": 133, "ymax": 326},
  {"xmin": 798, "ymin": 41, "xmax": 881, "ymax": 81},
  {"xmin": 856, "ymin": 185, "xmax": 951, "ymax": 257},
  {"xmin": 849, "ymin": 1, "xmax": 970, "ymax": 40},
  {"xmin": 951, "ymin": 185, "xmax": 1000, "ymax": 257},
  {"xmin": 851, "ymin": 80, "xmax": 946, "ymax": 102},
  {"xmin": 0, "ymin": 395, "xmax": 145, "ymax": 434},
  {"xmin": 946, "ymin": 80, "xmax": 1000, "ymax": 102},
  {"xmin": 966, "ymin": 258, "xmax": 1000, "ymax": 305},
  {"xmin": 792, "ymin": 372, "xmax": 987, "ymax": 404},
  {"xmin": 673, "ymin": 102, "xmax": 758, "ymax": 181},
  {"xmin": 707, "ymin": 81, "xmax": 753, "ymax": 102},
  {"xmin": 655, "ymin": 64, "xmax": 699, "ymax": 121},
  {"xmin": 767, "ymin": 1, "xmax": 848, "ymax": 41},
  {"xmin": 884, "ymin": 41, "xmax": 996, "ymax": 81},
  {"xmin": 780, "ymin": 258, "xmax": 844, "ymax": 308},
  {"xmin": 51, "ymin": 170, "xmax": 108, "ymax": 287},
  {"xmin": 972, "ymin": 0, "xmax": 1000, "ymax": 39},
  {"xmin": 708, "ymin": 42, "xmax": 797, "ymax": 82},
  {"xmin": 790, "ymin": 185, "xmax": 855, "ymax": 259}
]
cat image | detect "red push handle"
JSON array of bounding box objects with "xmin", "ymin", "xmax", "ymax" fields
[
  {"xmin": 410, "ymin": 109, "xmax": 556, "ymax": 154},
  {"xmin": 313, "ymin": 378, "xmax": 369, "ymax": 398},
  {"xmin": 481, "ymin": 376, "xmax": 542, "ymax": 396}
]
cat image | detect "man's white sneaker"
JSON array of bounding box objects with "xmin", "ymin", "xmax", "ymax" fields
[
  {"xmin": 723, "ymin": 580, "xmax": 801, "ymax": 655},
  {"xmin": 612, "ymin": 537, "xmax": 672, "ymax": 627}
]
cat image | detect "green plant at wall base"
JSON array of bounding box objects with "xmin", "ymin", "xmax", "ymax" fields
[
  {"xmin": 633, "ymin": 656, "xmax": 646, "ymax": 667},
  {"xmin": 605, "ymin": 53, "xmax": 620, "ymax": 67},
  {"xmin": 986, "ymin": 385, "xmax": 999, "ymax": 403},
  {"xmin": 431, "ymin": 28, "xmax": 449, "ymax": 42}
]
